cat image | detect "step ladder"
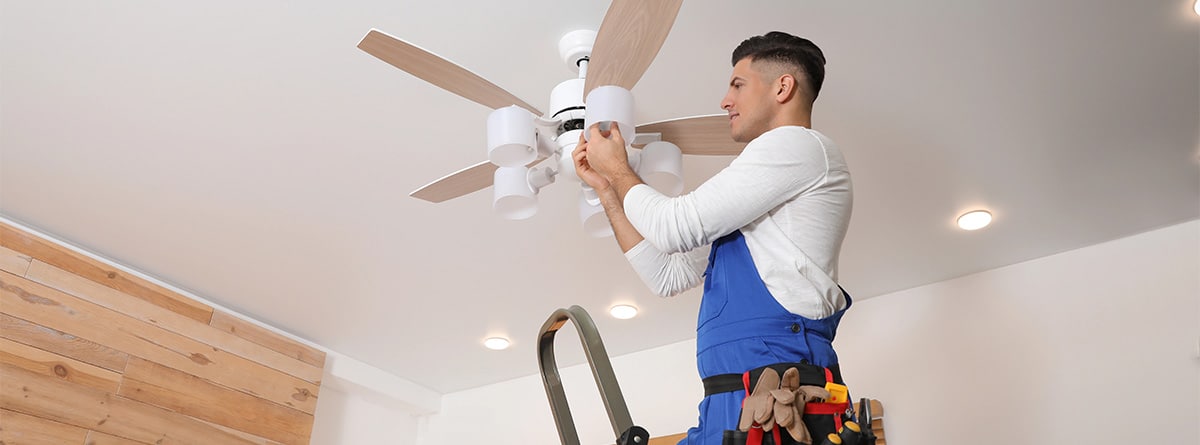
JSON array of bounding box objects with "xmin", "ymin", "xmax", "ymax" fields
[{"xmin": 538, "ymin": 305, "xmax": 650, "ymax": 445}]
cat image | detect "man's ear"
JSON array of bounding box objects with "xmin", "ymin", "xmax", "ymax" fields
[{"xmin": 775, "ymin": 74, "xmax": 797, "ymax": 103}]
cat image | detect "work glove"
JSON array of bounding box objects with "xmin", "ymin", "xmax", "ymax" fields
[
  {"xmin": 771, "ymin": 367, "xmax": 830, "ymax": 445},
  {"xmin": 738, "ymin": 367, "xmax": 780, "ymax": 432}
]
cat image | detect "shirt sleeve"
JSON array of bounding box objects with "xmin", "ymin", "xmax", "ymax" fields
[
  {"xmin": 624, "ymin": 239, "xmax": 709, "ymax": 297},
  {"xmin": 623, "ymin": 127, "xmax": 832, "ymax": 254}
]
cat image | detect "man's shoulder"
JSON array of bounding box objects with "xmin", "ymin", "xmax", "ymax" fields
[{"xmin": 741, "ymin": 126, "xmax": 832, "ymax": 159}]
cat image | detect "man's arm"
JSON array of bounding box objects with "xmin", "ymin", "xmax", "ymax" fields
[
  {"xmin": 594, "ymin": 187, "xmax": 644, "ymax": 253},
  {"xmin": 589, "ymin": 125, "xmax": 833, "ymax": 254},
  {"xmin": 574, "ymin": 125, "xmax": 706, "ymax": 296},
  {"xmin": 571, "ymin": 129, "xmax": 642, "ymax": 253}
]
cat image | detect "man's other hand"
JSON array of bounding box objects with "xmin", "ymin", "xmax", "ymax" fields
[
  {"xmin": 584, "ymin": 122, "xmax": 634, "ymax": 180},
  {"xmin": 573, "ymin": 131, "xmax": 611, "ymax": 193}
]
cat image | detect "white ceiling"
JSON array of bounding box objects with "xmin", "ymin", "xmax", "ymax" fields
[{"xmin": 2, "ymin": 1, "xmax": 1197, "ymax": 395}]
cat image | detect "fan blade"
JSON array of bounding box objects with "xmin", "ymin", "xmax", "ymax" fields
[
  {"xmin": 637, "ymin": 114, "xmax": 746, "ymax": 156},
  {"xmin": 358, "ymin": 29, "xmax": 542, "ymax": 115},
  {"xmin": 410, "ymin": 156, "xmax": 551, "ymax": 203},
  {"xmin": 584, "ymin": 0, "xmax": 683, "ymax": 99},
  {"xmin": 409, "ymin": 161, "xmax": 499, "ymax": 203}
]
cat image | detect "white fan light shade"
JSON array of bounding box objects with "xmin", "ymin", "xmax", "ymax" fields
[
  {"xmin": 493, "ymin": 167, "xmax": 538, "ymax": 220},
  {"xmin": 579, "ymin": 191, "xmax": 613, "ymax": 237},
  {"xmin": 583, "ymin": 86, "xmax": 635, "ymax": 143},
  {"xmin": 639, "ymin": 141, "xmax": 684, "ymax": 196},
  {"xmin": 487, "ymin": 106, "xmax": 537, "ymax": 168}
]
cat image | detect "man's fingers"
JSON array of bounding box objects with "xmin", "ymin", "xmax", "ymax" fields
[
  {"xmin": 588, "ymin": 122, "xmax": 606, "ymax": 141},
  {"xmin": 609, "ymin": 122, "xmax": 626, "ymax": 145}
]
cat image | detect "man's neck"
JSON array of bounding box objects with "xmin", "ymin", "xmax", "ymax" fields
[{"xmin": 771, "ymin": 106, "xmax": 813, "ymax": 129}]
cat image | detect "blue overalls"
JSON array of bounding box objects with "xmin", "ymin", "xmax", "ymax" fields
[{"xmin": 681, "ymin": 230, "xmax": 851, "ymax": 445}]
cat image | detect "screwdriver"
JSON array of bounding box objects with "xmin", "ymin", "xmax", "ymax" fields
[{"xmin": 838, "ymin": 421, "xmax": 862, "ymax": 445}]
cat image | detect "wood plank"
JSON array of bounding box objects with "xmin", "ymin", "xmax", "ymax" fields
[
  {"xmin": 0, "ymin": 271, "xmax": 320, "ymax": 414},
  {"xmin": 0, "ymin": 221, "xmax": 213, "ymax": 324},
  {"xmin": 209, "ymin": 310, "xmax": 326, "ymax": 369},
  {"xmin": 0, "ymin": 313, "xmax": 129, "ymax": 372},
  {"xmin": 1, "ymin": 363, "xmax": 255, "ymax": 445},
  {"xmin": 27, "ymin": 260, "xmax": 323, "ymax": 384},
  {"xmin": 0, "ymin": 408, "xmax": 90, "ymax": 445},
  {"xmin": 649, "ymin": 432, "xmax": 687, "ymax": 445},
  {"xmin": 0, "ymin": 336, "xmax": 122, "ymax": 393},
  {"xmin": 84, "ymin": 430, "xmax": 149, "ymax": 445},
  {"xmin": 121, "ymin": 358, "xmax": 313, "ymax": 445},
  {"xmin": 197, "ymin": 419, "xmax": 286, "ymax": 445},
  {"xmin": 853, "ymin": 399, "xmax": 884, "ymax": 420},
  {"xmin": 0, "ymin": 244, "xmax": 32, "ymax": 277}
]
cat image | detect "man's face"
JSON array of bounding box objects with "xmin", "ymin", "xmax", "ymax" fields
[{"xmin": 721, "ymin": 58, "xmax": 774, "ymax": 143}]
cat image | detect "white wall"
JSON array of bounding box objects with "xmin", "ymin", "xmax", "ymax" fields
[
  {"xmin": 310, "ymin": 385, "xmax": 420, "ymax": 445},
  {"xmin": 411, "ymin": 220, "xmax": 1199, "ymax": 445},
  {"xmin": 415, "ymin": 339, "xmax": 703, "ymax": 445},
  {"xmin": 832, "ymin": 219, "xmax": 1199, "ymax": 444}
]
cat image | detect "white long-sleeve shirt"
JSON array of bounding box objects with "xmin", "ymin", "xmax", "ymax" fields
[{"xmin": 623, "ymin": 125, "xmax": 853, "ymax": 319}]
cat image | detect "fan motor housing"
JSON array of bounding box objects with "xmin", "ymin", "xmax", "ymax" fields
[{"xmin": 549, "ymin": 78, "xmax": 586, "ymax": 123}]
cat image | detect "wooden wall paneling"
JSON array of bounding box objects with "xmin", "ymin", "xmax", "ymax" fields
[
  {"xmin": 0, "ymin": 408, "xmax": 90, "ymax": 445},
  {"xmin": 0, "ymin": 313, "xmax": 130, "ymax": 372},
  {"xmin": 121, "ymin": 358, "xmax": 313, "ymax": 445},
  {"xmin": 84, "ymin": 430, "xmax": 150, "ymax": 445},
  {"xmin": 197, "ymin": 418, "xmax": 286, "ymax": 445},
  {"xmin": 854, "ymin": 399, "xmax": 886, "ymax": 442},
  {"xmin": 0, "ymin": 272, "xmax": 320, "ymax": 414},
  {"xmin": 209, "ymin": 310, "xmax": 326, "ymax": 369},
  {"xmin": 648, "ymin": 432, "xmax": 688, "ymax": 445},
  {"xmin": 1, "ymin": 363, "xmax": 255, "ymax": 444},
  {"xmin": 0, "ymin": 336, "xmax": 122, "ymax": 393},
  {"xmin": 26, "ymin": 260, "xmax": 323, "ymax": 384},
  {"xmin": 0, "ymin": 222, "xmax": 214, "ymax": 324},
  {"xmin": 0, "ymin": 244, "xmax": 32, "ymax": 277}
]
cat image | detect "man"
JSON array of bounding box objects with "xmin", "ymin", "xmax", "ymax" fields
[{"xmin": 573, "ymin": 31, "xmax": 853, "ymax": 444}]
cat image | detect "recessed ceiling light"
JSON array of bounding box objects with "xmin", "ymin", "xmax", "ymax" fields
[
  {"xmin": 610, "ymin": 304, "xmax": 638, "ymax": 319},
  {"xmin": 1195, "ymin": 0, "xmax": 1199, "ymax": 16},
  {"xmin": 483, "ymin": 337, "xmax": 511, "ymax": 350},
  {"xmin": 957, "ymin": 210, "xmax": 993, "ymax": 230}
]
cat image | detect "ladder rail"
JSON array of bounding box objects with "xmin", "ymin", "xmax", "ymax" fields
[{"xmin": 537, "ymin": 305, "xmax": 636, "ymax": 445}]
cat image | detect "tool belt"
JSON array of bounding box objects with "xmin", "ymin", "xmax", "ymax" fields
[{"xmin": 704, "ymin": 362, "xmax": 874, "ymax": 445}]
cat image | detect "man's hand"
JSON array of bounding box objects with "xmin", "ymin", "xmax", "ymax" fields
[
  {"xmin": 572, "ymin": 131, "xmax": 611, "ymax": 193},
  {"xmin": 577, "ymin": 122, "xmax": 645, "ymax": 202},
  {"xmin": 583, "ymin": 122, "xmax": 634, "ymax": 180}
]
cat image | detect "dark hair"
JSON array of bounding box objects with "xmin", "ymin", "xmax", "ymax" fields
[{"xmin": 732, "ymin": 31, "xmax": 826, "ymax": 100}]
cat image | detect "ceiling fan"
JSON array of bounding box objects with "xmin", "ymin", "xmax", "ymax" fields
[{"xmin": 357, "ymin": 0, "xmax": 746, "ymax": 236}]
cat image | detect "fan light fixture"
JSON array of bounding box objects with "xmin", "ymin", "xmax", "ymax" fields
[
  {"xmin": 486, "ymin": 78, "xmax": 683, "ymax": 230},
  {"xmin": 957, "ymin": 210, "xmax": 993, "ymax": 230},
  {"xmin": 493, "ymin": 166, "xmax": 555, "ymax": 220},
  {"xmin": 579, "ymin": 189, "xmax": 613, "ymax": 237},
  {"xmin": 483, "ymin": 337, "xmax": 511, "ymax": 350},
  {"xmin": 638, "ymin": 141, "xmax": 684, "ymax": 196},
  {"xmin": 609, "ymin": 304, "xmax": 638, "ymax": 319},
  {"xmin": 487, "ymin": 106, "xmax": 537, "ymax": 167}
]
